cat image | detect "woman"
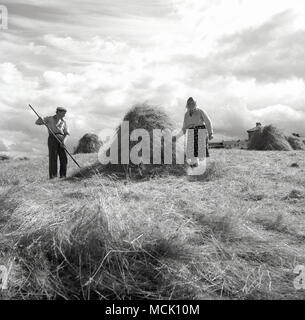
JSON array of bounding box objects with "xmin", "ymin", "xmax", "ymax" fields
[{"xmin": 174, "ymin": 97, "xmax": 213, "ymax": 167}]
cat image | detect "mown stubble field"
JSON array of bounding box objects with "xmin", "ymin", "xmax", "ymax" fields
[{"xmin": 0, "ymin": 149, "xmax": 305, "ymax": 300}]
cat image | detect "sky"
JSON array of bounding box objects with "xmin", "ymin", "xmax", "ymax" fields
[{"xmin": 1, "ymin": 0, "xmax": 305, "ymax": 156}]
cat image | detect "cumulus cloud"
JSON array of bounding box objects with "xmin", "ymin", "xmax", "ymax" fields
[
  {"xmin": 1, "ymin": 0, "xmax": 305, "ymax": 156},
  {"xmin": 214, "ymin": 12, "xmax": 305, "ymax": 82},
  {"xmin": 251, "ymin": 105, "xmax": 305, "ymax": 134},
  {"xmin": 0, "ymin": 140, "xmax": 8, "ymax": 152}
]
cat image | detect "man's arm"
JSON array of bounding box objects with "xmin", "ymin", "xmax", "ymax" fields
[
  {"xmin": 61, "ymin": 122, "xmax": 70, "ymax": 145},
  {"xmin": 35, "ymin": 117, "xmax": 45, "ymax": 125}
]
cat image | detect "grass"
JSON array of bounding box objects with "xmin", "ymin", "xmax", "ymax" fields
[{"xmin": 1, "ymin": 149, "xmax": 305, "ymax": 300}]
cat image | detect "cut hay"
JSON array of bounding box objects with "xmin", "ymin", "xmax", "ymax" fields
[
  {"xmin": 74, "ymin": 104, "xmax": 186, "ymax": 178},
  {"xmin": 187, "ymin": 160, "xmax": 225, "ymax": 182},
  {"xmin": 286, "ymin": 136, "xmax": 305, "ymax": 150},
  {"xmin": 248, "ymin": 125, "xmax": 292, "ymax": 151},
  {"xmin": 74, "ymin": 133, "xmax": 102, "ymax": 154},
  {"xmin": 284, "ymin": 189, "xmax": 304, "ymax": 200},
  {"xmin": 15, "ymin": 156, "xmax": 30, "ymax": 161},
  {"xmin": 290, "ymin": 162, "xmax": 299, "ymax": 168}
]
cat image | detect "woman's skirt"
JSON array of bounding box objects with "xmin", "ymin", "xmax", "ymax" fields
[{"xmin": 186, "ymin": 125, "xmax": 207, "ymax": 162}]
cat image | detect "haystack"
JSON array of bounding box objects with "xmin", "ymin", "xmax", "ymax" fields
[
  {"xmin": 248, "ymin": 125, "xmax": 292, "ymax": 151},
  {"xmin": 74, "ymin": 133, "xmax": 102, "ymax": 154},
  {"xmin": 0, "ymin": 154, "xmax": 10, "ymax": 161},
  {"xmin": 286, "ymin": 136, "xmax": 305, "ymax": 150},
  {"xmin": 75, "ymin": 104, "xmax": 186, "ymax": 178}
]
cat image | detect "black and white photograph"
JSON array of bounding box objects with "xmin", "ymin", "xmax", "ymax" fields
[{"xmin": 1, "ymin": 0, "xmax": 305, "ymax": 305}]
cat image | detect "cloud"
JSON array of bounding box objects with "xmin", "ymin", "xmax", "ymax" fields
[
  {"xmin": 171, "ymin": 10, "xmax": 305, "ymax": 84},
  {"xmin": 250, "ymin": 105, "xmax": 305, "ymax": 134},
  {"xmin": 1, "ymin": 0, "xmax": 305, "ymax": 155},
  {"xmin": 216, "ymin": 11, "xmax": 305, "ymax": 82},
  {"xmin": 211, "ymin": 103, "xmax": 305, "ymax": 140},
  {"xmin": 5, "ymin": 2, "xmax": 67, "ymax": 22},
  {"xmin": 9, "ymin": 141, "xmax": 37, "ymax": 153},
  {"xmin": 0, "ymin": 140, "xmax": 8, "ymax": 152},
  {"xmin": 0, "ymin": 63, "xmax": 39, "ymax": 107}
]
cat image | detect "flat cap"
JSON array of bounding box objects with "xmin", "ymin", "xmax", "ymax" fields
[{"xmin": 56, "ymin": 107, "xmax": 67, "ymax": 112}]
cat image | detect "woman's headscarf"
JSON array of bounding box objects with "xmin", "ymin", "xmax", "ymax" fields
[{"xmin": 186, "ymin": 97, "xmax": 197, "ymax": 116}]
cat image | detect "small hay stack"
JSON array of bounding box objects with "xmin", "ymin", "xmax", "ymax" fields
[
  {"xmin": 0, "ymin": 154, "xmax": 10, "ymax": 161},
  {"xmin": 286, "ymin": 136, "xmax": 305, "ymax": 150},
  {"xmin": 75, "ymin": 104, "xmax": 186, "ymax": 178},
  {"xmin": 248, "ymin": 125, "xmax": 292, "ymax": 151},
  {"xmin": 74, "ymin": 133, "xmax": 102, "ymax": 154}
]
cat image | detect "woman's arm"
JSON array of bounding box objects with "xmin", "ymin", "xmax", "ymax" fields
[
  {"xmin": 200, "ymin": 110, "xmax": 213, "ymax": 139},
  {"xmin": 174, "ymin": 129, "xmax": 185, "ymax": 140},
  {"xmin": 174, "ymin": 112, "xmax": 187, "ymax": 140}
]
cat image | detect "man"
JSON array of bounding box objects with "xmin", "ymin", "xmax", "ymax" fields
[
  {"xmin": 174, "ymin": 97, "xmax": 213, "ymax": 167},
  {"xmin": 35, "ymin": 107, "xmax": 70, "ymax": 179}
]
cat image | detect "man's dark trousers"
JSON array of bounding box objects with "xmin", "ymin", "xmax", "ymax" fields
[{"xmin": 48, "ymin": 134, "xmax": 67, "ymax": 179}]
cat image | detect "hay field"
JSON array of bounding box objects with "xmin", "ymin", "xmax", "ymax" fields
[{"xmin": 1, "ymin": 149, "xmax": 305, "ymax": 300}]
